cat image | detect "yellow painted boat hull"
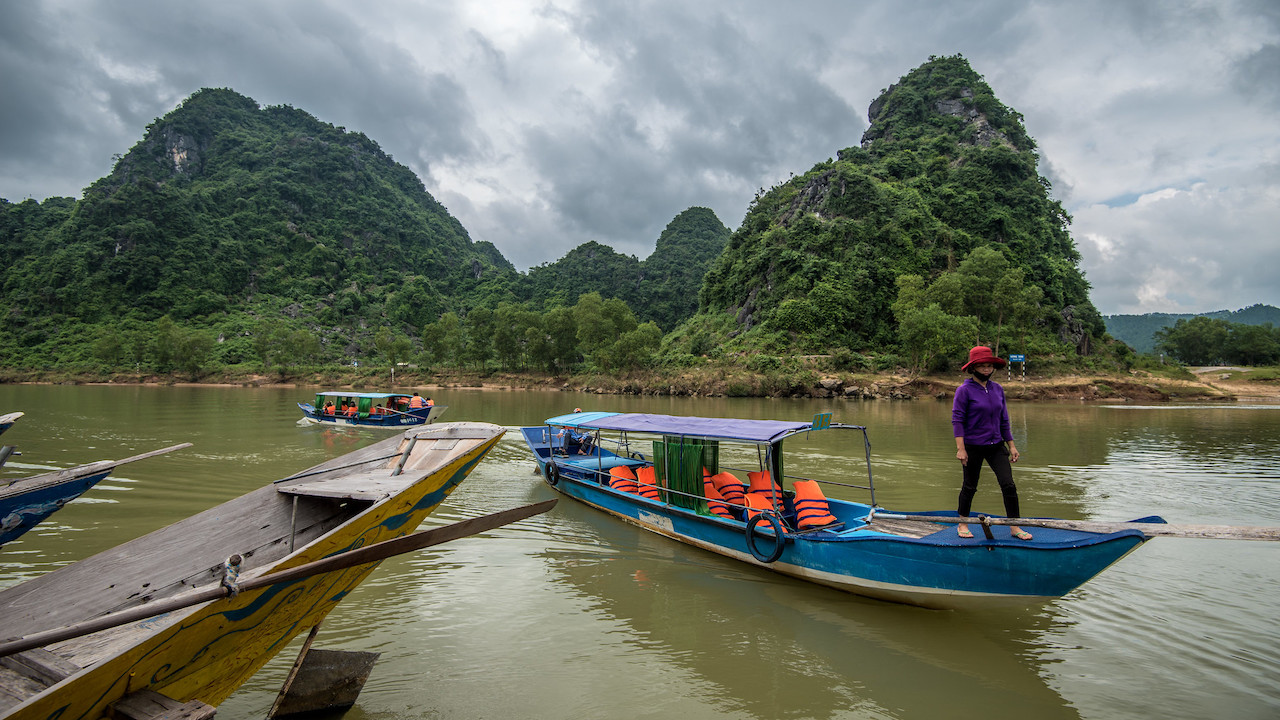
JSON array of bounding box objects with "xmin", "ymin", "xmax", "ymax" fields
[{"xmin": 2, "ymin": 423, "xmax": 503, "ymax": 720}]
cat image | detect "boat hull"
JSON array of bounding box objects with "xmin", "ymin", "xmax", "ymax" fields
[
  {"xmin": 0, "ymin": 470, "xmax": 112, "ymax": 545},
  {"xmin": 298, "ymin": 403, "xmax": 445, "ymax": 428},
  {"xmin": 520, "ymin": 426, "xmax": 1150, "ymax": 609},
  {"xmin": 2, "ymin": 423, "xmax": 503, "ymax": 720}
]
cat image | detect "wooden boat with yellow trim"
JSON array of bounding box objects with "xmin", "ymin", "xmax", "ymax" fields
[{"xmin": 0, "ymin": 422, "xmax": 504, "ymax": 719}]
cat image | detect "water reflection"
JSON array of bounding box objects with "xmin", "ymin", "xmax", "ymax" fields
[{"xmin": 538, "ymin": 507, "xmax": 1080, "ymax": 719}]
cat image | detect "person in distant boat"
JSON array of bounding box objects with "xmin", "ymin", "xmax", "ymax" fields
[
  {"xmin": 952, "ymin": 346, "xmax": 1031, "ymax": 541},
  {"xmin": 425, "ymin": 397, "xmax": 434, "ymax": 407},
  {"xmin": 323, "ymin": 401, "xmax": 335, "ymax": 415},
  {"xmin": 556, "ymin": 426, "xmax": 594, "ymax": 455},
  {"xmin": 408, "ymin": 392, "xmax": 427, "ymax": 409}
]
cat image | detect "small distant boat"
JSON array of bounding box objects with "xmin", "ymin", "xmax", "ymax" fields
[
  {"xmin": 297, "ymin": 392, "xmax": 446, "ymax": 428},
  {"xmin": 0, "ymin": 444, "xmax": 190, "ymax": 546},
  {"xmin": 0, "ymin": 422, "xmax": 508, "ymax": 719},
  {"xmin": 0, "ymin": 411, "xmax": 22, "ymax": 437},
  {"xmin": 520, "ymin": 411, "xmax": 1169, "ymax": 608}
]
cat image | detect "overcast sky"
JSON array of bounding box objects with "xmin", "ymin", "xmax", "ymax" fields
[{"xmin": 2, "ymin": 0, "xmax": 1276, "ymax": 315}]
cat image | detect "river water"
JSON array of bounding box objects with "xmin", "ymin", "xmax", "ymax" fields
[{"xmin": 1, "ymin": 385, "xmax": 1277, "ymax": 719}]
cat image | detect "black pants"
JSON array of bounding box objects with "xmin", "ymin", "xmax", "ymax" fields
[{"xmin": 958, "ymin": 442, "xmax": 1020, "ymax": 518}]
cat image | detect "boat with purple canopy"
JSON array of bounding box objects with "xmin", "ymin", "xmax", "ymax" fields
[{"xmin": 520, "ymin": 410, "xmax": 1165, "ymax": 608}]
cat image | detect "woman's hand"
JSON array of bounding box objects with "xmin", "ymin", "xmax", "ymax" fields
[
  {"xmin": 956, "ymin": 448, "xmax": 968, "ymax": 466},
  {"xmin": 1008, "ymin": 443, "xmax": 1020, "ymax": 463}
]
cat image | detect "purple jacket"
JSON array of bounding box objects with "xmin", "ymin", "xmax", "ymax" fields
[{"xmin": 952, "ymin": 377, "xmax": 1012, "ymax": 445}]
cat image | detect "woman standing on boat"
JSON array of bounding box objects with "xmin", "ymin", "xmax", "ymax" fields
[{"xmin": 952, "ymin": 346, "xmax": 1031, "ymax": 540}]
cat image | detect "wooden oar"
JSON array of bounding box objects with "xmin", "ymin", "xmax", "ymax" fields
[
  {"xmin": 870, "ymin": 511, "xmax": 1280, "ymax": 541},
  {"xmin": 0, "ymin": 499, "xmax": 557, "ymax": 658}
]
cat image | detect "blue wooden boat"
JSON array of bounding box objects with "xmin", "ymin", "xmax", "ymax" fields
[
  {"xmin": 519, "ymin": 411, "xmax": 1166, "ymax": 608},
  {"xmin": 298, "ymin": 392, "xmax": 446, "ymax": 428},
  {"xmin": 0, "ymin": 444, "xmax": 190, "ymax": 546},
  {"xmin": 0, "ymin": 411, "xmax": 22, "ymax": 437}
]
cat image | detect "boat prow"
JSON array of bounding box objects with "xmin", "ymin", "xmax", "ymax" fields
[
  {"xmin": 0, "ymin": 422, "xmax": 504, "ymax": 719},
  {"xmin": 0, "ymin": 411, "xmax": 22, "ymax": 437},
  {"xmin": 0, "ymin": 443, "xmax": 191, "ymax": 546}
]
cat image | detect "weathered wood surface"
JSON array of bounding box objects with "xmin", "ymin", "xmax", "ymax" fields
[
  {"xmin": 0, "ymin": 499, "xmax": 557, "ymax": 659},
  {"xmin": 108, "ymin": 689, "xmax": 215, "ymax": 720},
  {"xmin": 276, "ymin": 470, "xmax": 405, "ymax": 501},
  {"xmin": 0, "ymin": 424, "xmax": 511, "ymax": 720},
  {"xmin": 872, "ymin": 512, "xmax": 1280, "ymax": 541},
  {"xmin": 0, "ymin": 649, "xmax": 82, "ymax": 712},
  {"xmin": 848, "ymin": 517, "xmax": 940, "ymax": 538}
]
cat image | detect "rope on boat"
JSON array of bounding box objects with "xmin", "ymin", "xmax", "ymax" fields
[{"xmin": 221, "ymin": 554, "xmax": 243, "ymax": 596}]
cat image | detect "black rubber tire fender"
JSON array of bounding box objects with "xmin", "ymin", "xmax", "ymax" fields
[
  {"xmin": 746, "ymin": 512, "xmax": 786, "ymax": 563},
  {"xmin": 544, "ymin": 460, "xmax": 560, "ymax": 486}
]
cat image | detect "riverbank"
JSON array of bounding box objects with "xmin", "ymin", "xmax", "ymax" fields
[{"xmin": 4, "ymin": 364, "xmax": 1277, "ymax": 401}]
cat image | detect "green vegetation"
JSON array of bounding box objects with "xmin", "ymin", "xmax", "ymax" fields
[
  {"xmin": 1154, "ymin": 316, "xmax": 1280, "ymax": 365},
  {"xmin": 519, "ymin": 208, "xmax": 729, "ymax": 332},
  {"xmin": 421, "ymin": 293, "xmax": 662, "ymax": 373},
  {"xmin": 1105, "ymin": 304, "xmax": 1280, "ymax": 354},
  {"xmin": 0, "ymin": 89, "xmax": 722, "ymax": 378},
  {"xmin": 5, "ymin": 58, "xmax": 1267, "ymax": 394},
  {"xmin": 681, "ymin": 55, "xmax": 1105, "ymax": 369}
]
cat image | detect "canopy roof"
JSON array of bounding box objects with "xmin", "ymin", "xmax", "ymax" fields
[
  {"xmin": 315, "ymin": 392, "xmax": 416, "ymax": 399},
  {"xmin": 544, "ymin": 412, "xmax": 815, "ymax": 444}
]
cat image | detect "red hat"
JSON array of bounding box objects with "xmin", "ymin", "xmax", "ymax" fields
[{"xmin": 961, "ymin": 346, "xmax": 1006, "ymax": 371}]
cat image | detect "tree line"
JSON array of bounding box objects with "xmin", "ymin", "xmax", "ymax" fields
[
  {"xmin": 83, "ymin": 292, "xmax": 663, "ymax": 379},
  {"xmin": 1154, "ymin": 316, "xmax": 1280, "ymax": 366}
]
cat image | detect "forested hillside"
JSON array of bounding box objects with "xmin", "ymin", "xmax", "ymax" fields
[
  {"xmin": 0, "ymin": 88, "xmax": 517, "ymax": 368},
  {"xmin": 1106, "ymin": 304, "xmax": 1280, "ymax": 353},
  {"xmin": 677, "ymin": 55, "xmax": 1104, "ymax": 371},
  {"xmin": 3, "ymin": 58, "xmax": 1135, "ymax": 381},
  {"xmin": 0, "ymin": 88, "xmax": 725, "ymax": 374},
  {"xmin": 519, "ymin": 207, "xmax": 729, "ymax": 331}
]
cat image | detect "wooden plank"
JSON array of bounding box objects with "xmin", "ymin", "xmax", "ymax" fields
[
  {"xmin": 872, "ymin": 513, "xmax": 1280, "ymax": 541},
  {"xmin": 276, "ymin": 470, "xmax": 404, "ymax": 501},
  {"xmin": 846, "ymin": 517, "xmax": 941, "ymax": 538},
  {"xmin": 0, "ymin": 648, "xmax": 80, "ymax": 686},
  {"xmin": 0, "ymin": 485, "xmax": 355, "ymax": 645},
  {"xmin": 0, "ymin": 500, "xmax": 557, "ymax": 660},
  {"xmin": 109, "ymin": 689, "xmax": 215, "ymax": 720}
]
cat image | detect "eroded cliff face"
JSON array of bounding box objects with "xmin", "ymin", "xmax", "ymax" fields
[
  {"xmin": 862, "ymin": 84, "xmax": 1013, "ymax": 149},
  {"xmin": 163, "ymin": 128, "xmax": 201, "ymax": 175}
]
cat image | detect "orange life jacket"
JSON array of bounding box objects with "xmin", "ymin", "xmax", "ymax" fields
[
  {"xmin": 408, "ymin": 396, "xmax": 426, "ymax": 408},
  {"xmin": 344, "ymin": 406, "xmax": 357, "ymax": 417},
  {"xmin": 792, "ymin": 480, "xmax": 839, "ymax": 529},
  {"xmin": 634, "ymin": 466, "xmax": 661, "ymax": 501},
  {"xmin": 703, "ymin": 478, "xmax": 735, "ymax": 519},
  {"xmin": 747, "ymin": 470, "xmax": 783, "ymax": 512},
  {"xmin": 708, "ymin": 471, "xmax": 746, "ymax": 506},
  {"xmin": 744, "ymin": 493, "xmax": 778, "ymax": 521},
  {"xmin": 609, "ymin": 466, "xmax": 639, "ymax": 494}
]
